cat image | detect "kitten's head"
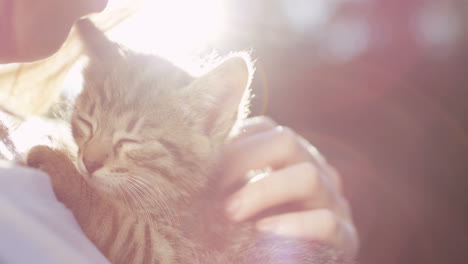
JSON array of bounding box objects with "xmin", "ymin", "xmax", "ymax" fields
[{"xmin": 72, "ymin": 19, "xmax": 253, "ymax": 211}]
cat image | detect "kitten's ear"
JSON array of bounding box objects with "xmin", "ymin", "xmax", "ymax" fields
[
  {"xmin": 76, "ymin": 19, "xmax": 121, "ymax": 62},
  {"xmin": 185, "ymin": 54, "xmax": 254, "ymax": 142}
]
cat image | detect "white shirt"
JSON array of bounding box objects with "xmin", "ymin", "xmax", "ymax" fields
[{"xmin": 0, "ymin": 161, "xmax": 109, "ymax": 264}]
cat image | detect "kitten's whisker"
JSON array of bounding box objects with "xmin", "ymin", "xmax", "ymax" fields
[
  {"xmin": 129, "ymin": 177, "xmax": 179, "ymax": 226},
  {"xmin": 125, "ymin": 179, "xmax": 152, "ymax": 212},
  {"xmin": 131, "ymin": 176, "xmax": 179, "ymax": 224},
  {"xmin": 153, "ymin": 186, "xmax": 180, "ymax": 226},
  {"xmin": 123, "ymin": 182, "xmax": 153, "ymax": 228},
  {"xmin": 120, "ymin": 183, "xmax": 138, "ymax": 209},
  {"xmin": 124, "ymin": 182, "xmax": 147, "ymax": 213},
  {"xmin": 117, "ymin": 185, "xmax": 131, "ymax": 209},
  {"xmin": 127, "ymin": 178, "xmax": 173, "ymax": 226},
  {"xmin": 125, "ymin": 181, "xmax": 157, "ymax": 231}
]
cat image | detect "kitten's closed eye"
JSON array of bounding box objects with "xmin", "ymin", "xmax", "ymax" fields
[
  {"xmin": 113, "ymin": 138, "xmax": 139, "ymax": 154},
  {"xmin": 73, "ymin": 114, "xmax": 94, "ymax": 141},
  {"xmin": 77, "ymin": 115, "xmax": 93, "ymax": 130}
]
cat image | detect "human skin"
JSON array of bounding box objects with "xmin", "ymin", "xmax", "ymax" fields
[
  {"xmin": 0, "ymin": 0, "xmax": 108, "ymax": 63},
  {"xmin": 0, "ymin": 0, "xmax": 358, "ymax": 257},
  {"xmin": 221, "ymin": 116, "xmax": 359, "ymax": 257}
]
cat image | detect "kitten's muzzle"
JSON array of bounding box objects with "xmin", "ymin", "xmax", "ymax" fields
[{"xmin": 83, "ymin": 158, "xmax": 104, "ymax": 174}]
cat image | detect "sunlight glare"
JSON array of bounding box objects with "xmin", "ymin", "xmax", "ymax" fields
[{"xmin": 109, "ymin": 0, "xmax": 227, "ymax": 59}]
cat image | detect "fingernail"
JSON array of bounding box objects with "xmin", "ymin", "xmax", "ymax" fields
[
  {"xmin": 225, "ymin": 195, "xmax": 241, "ymax": 220},
  {"xmin": 256, "ymin": 219, "xmax": 278, "ymax": 232}
]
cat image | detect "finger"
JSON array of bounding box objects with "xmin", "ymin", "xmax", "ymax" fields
[
  {"xmin": 224, "ymin": 162, "xmax": 335, "ymax": 222},
  {"xmin": 219, "ymin": 126, "xmax": 310, "ymax": 189},
  {"xmin": 296, "ymin": 135, "xmax": 343, "ymax": 193},
  {"xmin": 256, "ymin": 209, "xmax": 359, "ymax": 257},
  {"xmin": 232, "ymin": 116, "xmax": 277, "ymax": 141}
]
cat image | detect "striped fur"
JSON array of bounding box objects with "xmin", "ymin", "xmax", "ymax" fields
[{"xmin": 28, "ymin": 20, "xmax": 352, "ymax": 264}]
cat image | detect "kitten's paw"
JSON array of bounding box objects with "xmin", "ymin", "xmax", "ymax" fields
[
  {"xmin": 27, "ymin": 145, "xmax": 78, "ymax": 180},
  {"xmin": 27, "ymin": 145, "xmax": 60, "ymax": 169}
]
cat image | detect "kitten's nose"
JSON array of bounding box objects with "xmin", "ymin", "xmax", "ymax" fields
[{"xmin": 83, "ymin": 158, "xmax": 103, "ymax": 174}]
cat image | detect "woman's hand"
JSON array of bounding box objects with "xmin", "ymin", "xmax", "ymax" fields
[{"xmin": 219, "ymin": 116, "xmax": 359, "ymax": 257}]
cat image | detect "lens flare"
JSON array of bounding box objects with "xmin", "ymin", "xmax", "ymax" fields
[{"xmin": 109, "ymin": 0, "xmax": 227, "ymax": 59}]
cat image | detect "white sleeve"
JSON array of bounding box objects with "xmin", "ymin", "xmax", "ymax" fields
[{"xmin": 0, "ymin": 161, "xmax": 110, "ymax": 264}]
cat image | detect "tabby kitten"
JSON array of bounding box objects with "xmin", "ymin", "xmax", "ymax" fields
[{"xmin": 30, "ymin": 19, "xmax": 351, "ymax": 264}]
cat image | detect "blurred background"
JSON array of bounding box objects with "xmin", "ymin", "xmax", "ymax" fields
[{"xmin": 100, "ymin": 0, "xmax": 468, "ymax": 263}]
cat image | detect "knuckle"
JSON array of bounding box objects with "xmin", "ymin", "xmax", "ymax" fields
[
  {"xmin": 242, "ymin": 116, "xmax": 277, "ymax": 130},
  {"xmin": 319, "ymin": 210, "xmax": 340, "ymax": 237},
  {"xmin": 256, "ymin": 116, "xmax": 277, "ymax": 128},
  {"xmin": 327, "ymin": 165, "xmax": 343, "ymax": 189},
  {"xmin": 276, "ymin": 126, "xmax": 299, "ymax": 151},
  {"xmin": 298, "ymin": 162, "xmax": 319, "ymax": 175},
  {"xmin": 336, "ymin": 195, "xmax": 351, "ymax": 213}
]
